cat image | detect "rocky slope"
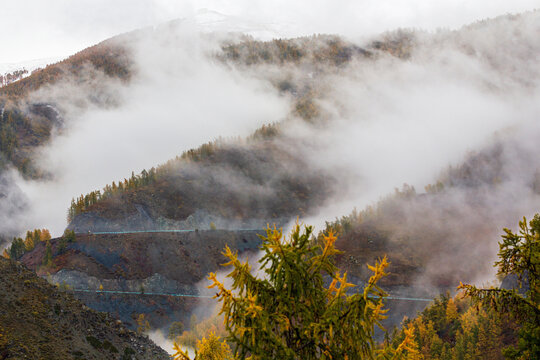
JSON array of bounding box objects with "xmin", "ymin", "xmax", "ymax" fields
[{"xmin": 0, "ymin": 257, "xmax": 169, "ymax": 360}]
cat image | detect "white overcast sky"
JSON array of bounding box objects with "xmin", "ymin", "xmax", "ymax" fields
[{"xmin": 1, "ymin": 0, "xmax": 539, "ymax": 63}]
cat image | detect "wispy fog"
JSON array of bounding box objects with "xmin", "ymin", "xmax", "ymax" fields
[
  {"xmin": 2, "ymin": 4, "xmax": 539, "ymax": 296},
  {"xmin": 6, "ymin": 23, "xmax": 289, "ymax": 236},
  {"xmin": 296, "ymin": 12, "xmax": 540, "ymax": 285},
  {"xmin": 301, "ymin": 57, "xmax": 538, "ymax": 221}
]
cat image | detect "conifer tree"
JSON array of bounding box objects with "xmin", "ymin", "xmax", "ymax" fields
[
  {"xmin": 33, "ymin": 229, "xmax": 40, "ymax": 241},
  {"xmin": 168, "ymin": 321, "xmax": 185, "ymax": 340},
  {"xmin": 8, "ymin": 237, "xmax": 25, "ymax": 260},
  {"xmin": 178, "ymin": 332, "xmax": 234, "ymax": 360},
  {"xmin": 460, "ymin": 214, "xmax": 540, "ymax": 359},
  {"xmin": 445, "ymin": 298, "xmax": 458, "ymax": 322},
  {"xmin": 136, "ymin": 314, "xmax": 150, "ymax": 334},
  {"xmin": 41, "ymin": 228, "xmax": 51, "ymax": 241},
  {"xmin": 43, "ymin": 240, "xmax": 53, "ymax": 267},
  {"xmin": 175, "ymin": 224, "xmax": 418, "ymax": 359},
  {"xmin": 24, "ymin": 231, "xmax": 35, "ymax": 251},
  {"xmin": 207, "ymin": 224, "xmax": 391, "ymax": 359}
]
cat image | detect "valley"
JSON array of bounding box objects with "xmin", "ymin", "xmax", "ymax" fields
[{"xmin": 0, "ymin": 6, "xmax": 539, "ymax": 359}]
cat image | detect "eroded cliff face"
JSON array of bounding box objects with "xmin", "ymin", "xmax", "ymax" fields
[
  {"xmin": 21, "ymin": 229, "xmax": 264, "ymax": 329},
  {"xmin": 68, "ymin": 206, "xmax": 289, "ymax": 234}
]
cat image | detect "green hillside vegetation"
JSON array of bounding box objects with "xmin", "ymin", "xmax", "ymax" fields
[
  {"xmin": 0, "ymin": 105, "xmax": 56, "ymax": 177},
  {"xmin": 64, "ymin": 35, "xmax": 380, "ymax": 226},
  {"xmin": 219, "ymin": 33, "xmax": 413, "ymax": 122},
  {"xmin": 67, "ymin": 139, "xmax": 228, "ymax": 222},
  {"xmin": 62, "ymin": 29, "xmax": 435, "ymax": 232}
]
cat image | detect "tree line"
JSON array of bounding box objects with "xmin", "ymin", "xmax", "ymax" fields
[
  {"xmin": 3, "ymin": 228, "xmax": 76, "ymax": 269},
  {"xmin": 66, "ymin": 138, "xmax": 227, "ymax": 222},
  {"xmin": 67, "ymin": 168, "xmax": 158, "ymax": 222},
  {"xmin": 2, "ymin": 229, "xmax": 51, "ymax": 261}
]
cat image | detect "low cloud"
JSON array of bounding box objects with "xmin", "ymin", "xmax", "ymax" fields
[
  {"xmin": 292, "ymin": 13, "xmax": 540, "ymax": 289},
  {"xmin": 7, "ymin": 23, "xmax": 289, "ymax": 236},
  {"xmin": 2, "ymin": 0, "xmax": 538, "ymax": 63},
  {"xmin": 298, "ymin": 12, "xmax": 540, "ymax": 228}
]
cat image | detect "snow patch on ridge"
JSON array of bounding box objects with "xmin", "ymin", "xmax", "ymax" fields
[{"xmin": 0, "ymin": 56, "xmax": 64, "ymax": 77}]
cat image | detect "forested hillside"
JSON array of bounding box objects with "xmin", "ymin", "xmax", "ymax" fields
[
  {"xmin": 0, "ymin": 35, "xmax": 133, "ymax": 178},
  {"xmin": 0, "ymin": 36, "xmax": 132, "ymax": 99},
  {"xmin": 61, "ymin": 34, "xmax": 379, "ymax": 231},
  {"xmin": 63, "ymin": 11, "xmax": 540, "ymax": 237},
  {"xmin": 327, "ymin": 134, "xmax": 540, "ymax": 292},
  {"xmin": 67, "ymin": 139, "xmax": 333, "ymax": 232},
  {"xmin": 0, "ymin": 32, "xmax": 373, "ymax": 180}
]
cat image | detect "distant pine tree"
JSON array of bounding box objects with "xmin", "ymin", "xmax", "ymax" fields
[{"xmin": 43, "ymin": 240, "xmax": 53, "ymax": 267}]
